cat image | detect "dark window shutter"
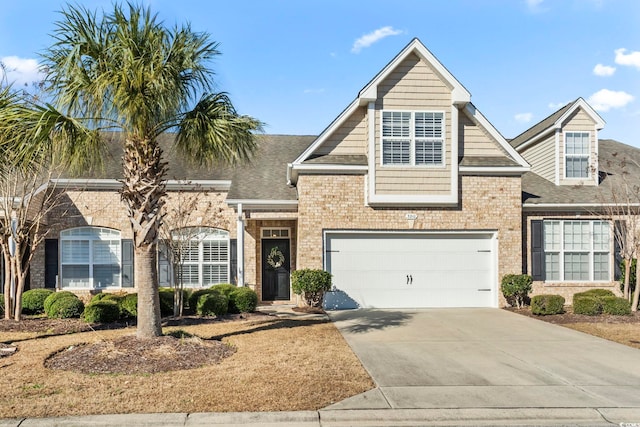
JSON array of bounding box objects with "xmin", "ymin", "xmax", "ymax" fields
[
  {"xmin": 44, "ymin": 239, "xmax": 59, "ymax": 288},
  {"xmin": 229, "ymin": 239, "xmax": 237, "ymax": 285},
  {"xmin": 614, "ymin": 220, "xmax": 625, "ymax": 281},
  {"xmin": 122, "ymin": 239, "xmax": 134, "ymax": 288},
  {"xmin": 531, "ymin": 220, "xmax": 544, "ymax": 281}
]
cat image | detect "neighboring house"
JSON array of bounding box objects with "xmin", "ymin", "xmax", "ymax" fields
[{"xmin": 24, "ymin": 38, "xmax": 638, "ymax": 308}]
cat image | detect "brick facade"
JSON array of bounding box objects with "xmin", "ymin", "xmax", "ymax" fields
[{"xmin": 296, "ymin": 174, "xmax": 523, "ymax": 307}]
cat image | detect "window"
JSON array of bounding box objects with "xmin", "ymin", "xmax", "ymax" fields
[
  {"xmin": 60, "ymin": 227, "xmax": 121, "ymax": 288},
  {"xmin": 565, "ymin": 132, "xmax": 590, "ymax": 178},
  {"xmin": 160, "ymin": 227, "xmax": 230, "ymax": 287},
  {"xmin": 382, "ymin": 111, "xmax": 444, "ymax": 166},
  {"xmin": 543, "ymin": 220, "xmax": 610, "ymax": 281}
]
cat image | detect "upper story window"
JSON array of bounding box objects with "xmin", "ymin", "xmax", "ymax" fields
[
  {"xmin": 565, "ymin": 132, "xmax": 590, "ymax": 178},
  {"xmin": 382, "ymin": 111, "xmax": 444, "ymax": 166}
]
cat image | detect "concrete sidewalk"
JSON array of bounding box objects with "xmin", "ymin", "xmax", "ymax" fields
[{"xmin": 1, "ymin": 407, "xmax": 637, "ymax": 426}]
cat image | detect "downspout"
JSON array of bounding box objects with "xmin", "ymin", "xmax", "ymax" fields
[{"xmin": 236, "ymin": 203, "xmax": 245, "ymax": 287}]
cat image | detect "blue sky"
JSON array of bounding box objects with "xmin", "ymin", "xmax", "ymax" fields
[{"xmin": 1, "ymin": 0, "xmax": 639, "ymax": 145}]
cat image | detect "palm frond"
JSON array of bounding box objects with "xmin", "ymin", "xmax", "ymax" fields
[{"xmin": 175, "ymin": 93, "xmax": 263, "ymax": 165}]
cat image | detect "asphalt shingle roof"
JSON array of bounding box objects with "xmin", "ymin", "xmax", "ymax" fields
[
  {"xmin": 522, "ymin": 139, "xmax": 640, "ymax": 206},
  {"xmin": 459, "ymin": 156, "xmax": 520, "ymax": 167},
  {"xmin": 304, "ymin": 155, "xmax": 368, "ymax": 165}
]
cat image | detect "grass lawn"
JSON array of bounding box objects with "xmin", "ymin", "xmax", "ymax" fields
[{"xmin": 0, "ymin": 316, "xmax": 374, "ymax": 418}]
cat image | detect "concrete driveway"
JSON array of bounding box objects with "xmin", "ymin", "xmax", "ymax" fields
[{"xmin": 326, "ymin": 308, "xmax": 640, "ymax": 424}]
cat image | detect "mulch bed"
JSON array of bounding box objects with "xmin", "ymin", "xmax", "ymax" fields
[
  {"xmin": 44, "ymin": 334, "xmax": 235, "ymax": 374},
  {"xmin": 505, "ymin": 306, "xmax": 640, "ymax": 324}
]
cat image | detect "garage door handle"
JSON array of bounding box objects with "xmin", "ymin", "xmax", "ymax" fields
[
  {"xmin": 477, "ymin": 250, "xmax": 491, "ymax": 253},
  {"xmin": 477, "ymin": 288, "xmax": 491, "ymax": 291},
  {"xmin": 406, "ymin": 275, "xmax": 413, "ymax": 284}
]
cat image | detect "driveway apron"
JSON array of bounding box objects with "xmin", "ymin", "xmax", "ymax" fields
[{"xmin": 327, "ymin": 308, "xmax": 640, "ymax": 412}]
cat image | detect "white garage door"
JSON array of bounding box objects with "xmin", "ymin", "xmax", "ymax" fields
[{"xmin": 325, "ymin": 232, "xmax": 496, "ymax": 309}]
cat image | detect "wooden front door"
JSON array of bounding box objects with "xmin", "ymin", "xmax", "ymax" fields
[{"xmin": 261, "ymin": 239, "xmax": 290, "ymax": 300}]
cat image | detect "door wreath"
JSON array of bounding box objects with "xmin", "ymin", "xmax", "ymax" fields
[{"xmin": 267, "ymin": 246, "xmax": 285, "ymax": 268}]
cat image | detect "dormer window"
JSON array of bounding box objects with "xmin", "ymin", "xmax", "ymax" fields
[
  {"xmin": 382, "ymin": 110, "xmax": 444, "ymax": 166},
  {"xmin": 565, "ymin": 131, "xmax": 590, "ymax": 178}
]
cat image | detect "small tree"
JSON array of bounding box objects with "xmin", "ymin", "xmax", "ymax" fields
[
  {"xmin": 501, "ymin": 274, "xmax": 533, "ymax": 309},
  {"xmin": 291, "ymin": 269, "xmax": 332, "ymax": 308},
  {"xmin": 159, "ymin": 184, "xmax": 225, "ymax": 316},
  {"xmin": 0, "ymin": 169, "xmax": 65, "ymax": 320}
]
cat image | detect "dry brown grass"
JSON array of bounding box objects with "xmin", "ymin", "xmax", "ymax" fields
[
  {"xmin": 0, "ymin": 317, "xmax": 374, "ymax": 418},
  {"xmin": 561, "ymin": 322, "xmax": 640, "ymax": 350}
]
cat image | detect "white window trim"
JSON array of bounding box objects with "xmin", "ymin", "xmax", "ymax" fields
[
  {"xmin": 60, "ymin": 227, "xmax": 122, "ymax": 289},
  {"xmin": 261, "ymin": 227, "xmax": 291, "ymax": 239},
  {"xmin": 167, "ymin": 227, "xmax": 230, "ymax": 287},
  {"xmin": 380, "ymin": 110, "xmax": 446, "ymax": 168},
  {"xmin": 543, "ymin": 220, "xmax": 611, "ymax": 283},
  {"xmin": 563, "ymin": 131, "xmax": 591, "ymax": 180}
]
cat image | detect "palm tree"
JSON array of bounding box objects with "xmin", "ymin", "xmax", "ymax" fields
[{"xmin": 0, "ymin": 4, "xmax": 261, "ymax": 338}]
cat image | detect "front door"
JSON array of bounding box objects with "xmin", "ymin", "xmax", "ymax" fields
[{"xmin": 261, "ymin": 239, "xmax": 290, "ymax": 300}]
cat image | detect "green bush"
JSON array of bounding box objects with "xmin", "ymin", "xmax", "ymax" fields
[
  {"xmin": 500, "ymin": 274, "xmax": 533, "ymax": 308},
  {"xmin": 620, "ymin": 258, "xmax": 637, "ymax": 295},
  {"xmin": 576, "ymin": 289, "xmax": 615, "ymax": 298},
  {"xmin": 531, "ymin": 294, "xmax": 565, "ymax": 315},
  {"xmin": 186, "ymin": 289, "xmax": 219, "ymax": 314},
  {"xmin": 44, "ymin": 291, "xmax": 78, "ymax": 317},
  {"xmin": 602, "ymin": 296, "xmax": 631, "ymax": 315},
  {"xmin": 573, "ymin": 295, "xmax": 602, "ymax": 315},
  {"xmin": 158, "ymin": 287, "xmax": 175, "ymax": 317},
  {"xmin": 211, "ymin": 283, "xmax": 236, "ymax": 297},
  {"xmin": 121, "ymin": 293, "xmax": 138, "ymax": 318},
  {"xmin": 230, "ymin": 287, "xmax": 258, "ymax": 313},
  {"xmin": 84, "ymin": 300, "xmax": 120, "ymax": 323},
  {"xmin": 47, "ymin": 295, "xmax": 84, "ymax": 319},
  {"xmin": 196, "ymin": 292, "xmax": 228, "ymax": 316},
  {"xmin": 291, "ymin": 269, "xmax": 332, "ymax": 307},
  {"xmin": 0, "ymin": 294, "xmax": 4, "ymax": 317},
  {"xmin": 22, "ymin": 289, "xmax": 54, "ymax": 315}
]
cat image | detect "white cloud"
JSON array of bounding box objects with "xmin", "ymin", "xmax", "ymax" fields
[
  {"xmin": 0, "ymin": 56, "xmax": 43, "ymax": 86},
  {"xmin": 615, "ymin": 48, "xmax": 640, "ymax": 70},
  {"xmin": 548, "ymin": 101, "xmax": 569, "ymax": 109},
  {"xmin": 588, "ymin": 89, "xmax": 634, "ymax": 112},
  {"xmin": 593, "ymin": 63, "xmax": 616, "ymax": 77},
  {"xmin": 351, "ymin": 26, "xmax": 404, "ymax": 54},
  {"xmin": 515, "ymin": 113, "xmax": 533, "ymax": 123},
  {"xmin": 525, "ymin": 0, "xmax": 547, "ymax": 13}
]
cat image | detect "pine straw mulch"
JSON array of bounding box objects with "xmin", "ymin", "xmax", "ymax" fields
[
  {"xmin": 506, "ymin": 306, "xmax": 640, "ymax": 350},
  {"xmin": 0, "ymin": 313, "xmax": 374, "ymax": 418}
]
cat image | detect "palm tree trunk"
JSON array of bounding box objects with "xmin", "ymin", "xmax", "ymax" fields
[{"xmin": 121, "ymin": 136, "xmax": 167, "ymax": 339}]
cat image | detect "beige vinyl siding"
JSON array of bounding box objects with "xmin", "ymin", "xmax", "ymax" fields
[
  {"xmin": 521, "ymin": 134, "xmax": 555, "ymax": 183},
  {"xmin": 315, "ymin": 106, "xmax": 368, "ymax": 156},
  {"xmin": 374, "ymin": 53, "xmax": 452, "ymax": 196},
  {"xmin": 458, "ymin": 111, "xmax": 509, "ymax": 158},
  {"xmin": 559, "ymin": 108, "xmax": 598, "ymax": 186}
]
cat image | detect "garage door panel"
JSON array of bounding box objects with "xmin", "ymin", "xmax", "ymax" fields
[{"xmin": 325, "ymin": 232, "xmax": 496, "ymax": 309}]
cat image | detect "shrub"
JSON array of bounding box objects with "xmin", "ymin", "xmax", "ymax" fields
[
  {"xmin": 0, "ymin": 294, "xmax": 4, "ymax": 317},
  {"xmin": 620, "ymin": 258, "xmax": 637, "ymax": 294},
  {"xmin": 573, "ymin": 295, "xmax": 602, "ymax": 315},
  {"xmin": 211, "ymin": 283, "xmax": 236, "ymax": 297},
  {"xmin": 84, "ymin": 300, "xmax": 120, "ymax": 323},
  {"xmin": 22, "ymin": 289, "xmax": 54, "ymax": 315},
  {"xmin": 186, "ymin": 289, "xmax": 219, "ymax": 314},
  {"xmin": 576, "ymin": 289, "xmax": 615, "ymax": 298},
  {"xmin": 44, "ymin": 291, "xmax": 77, "ymax": 317},
  {"xmin": 531, "ymin": 294, "xmax": 565, "ymax": 315},
  {"xmin": 47, "ymin": 295, "xmax": 84, "ymax": 319},
  {"xmin": 500, "ymin": 274, "xmax": 533, "ymax": 308},
  {"xmin": 196, "ymin": 292, "xmax": 228, "ymax": 316},
  {"xmin": 230, "ymin": 287, "xmax": 258, "ymax": 313},
  {"xmin": 121, "ymin": 293, "xmax": 138, "ymax": 318},
  {"xmin": 291, "ymin": 269, "xmax": 332, "ymax": 307},
  {"xmin": 158, "ymin": 287, "xmax": 176, "ymax": 317},
  {"xmin": 602, "ymin": 296, "xmax": 631, "ymax": 315}
]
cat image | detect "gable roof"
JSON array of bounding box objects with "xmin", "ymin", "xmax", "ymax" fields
[
  {"xmin": 293, "ymin": 38, "xmax": 471, "ymax": 166},
  {"xmin": 510, "ymin": 98, "xmax": 605, "ymax": 150},
  {"xmin": 522, "ymin": 139, "xmax": 640, "ymax": 208}
]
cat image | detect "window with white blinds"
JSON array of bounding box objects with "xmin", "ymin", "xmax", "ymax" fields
[
  {"xmin": 382, "ymin": 111, "xmax": 444, "ymax": 166},
  {"xmin": 167, "ymin": 227, "xmax": 230, "ymax": 287},
  {"xmin": 60, "ymin": 227, "xmax": 121, "ymax": 288}
]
